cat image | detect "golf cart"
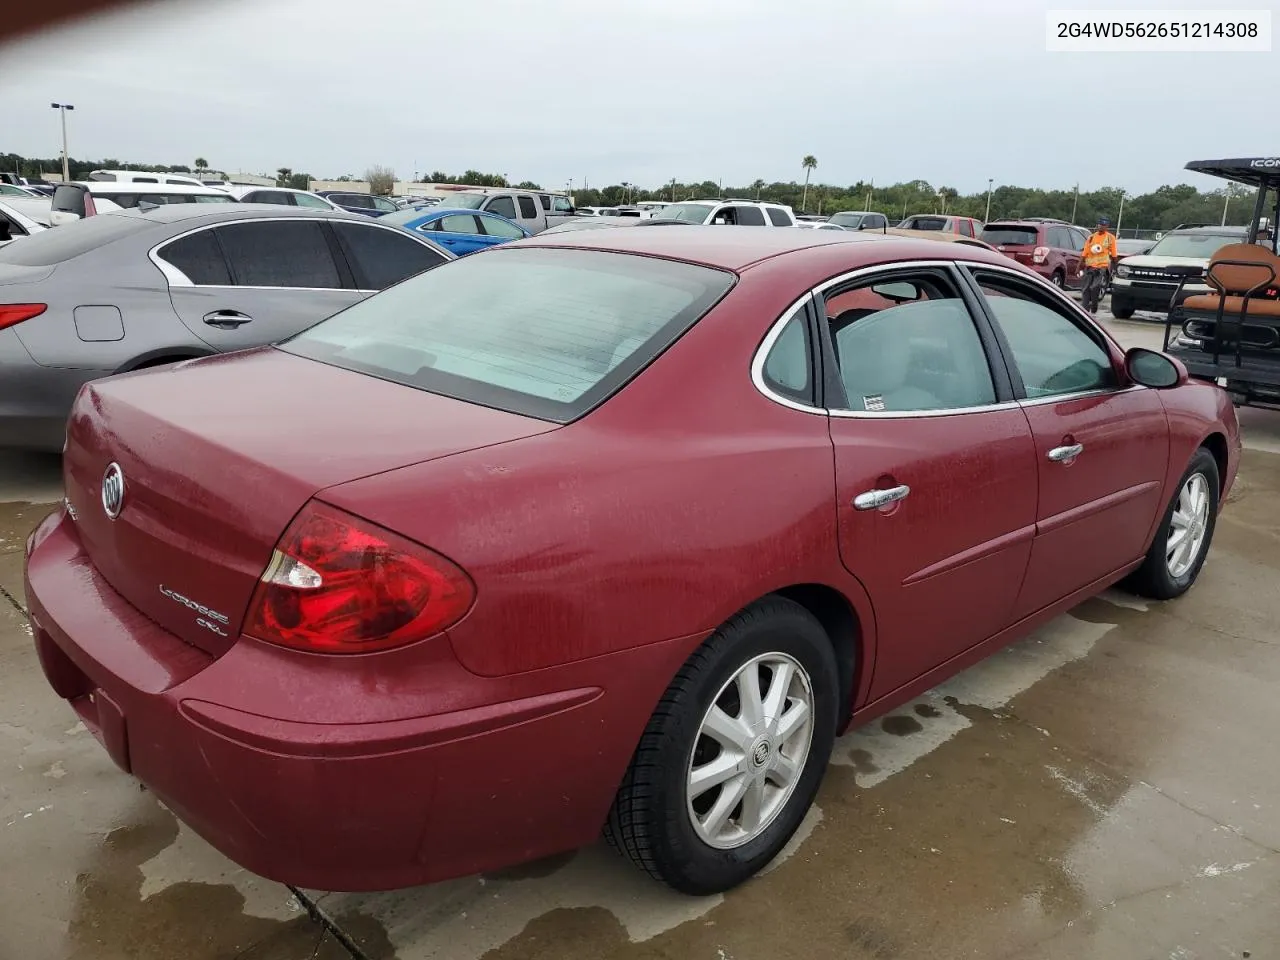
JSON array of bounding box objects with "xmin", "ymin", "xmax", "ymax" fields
[{"xmin": 1163, "ymin": 157, "xmax": 1280, "ymax": 410}]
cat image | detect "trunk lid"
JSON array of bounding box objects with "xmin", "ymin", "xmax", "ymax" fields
[{"xmin": 63, "ymin": 347, "xmax": 556, "ymax": 655}]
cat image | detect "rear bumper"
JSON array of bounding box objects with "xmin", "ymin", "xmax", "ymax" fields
[
  {"xmin": 24, "ymin": 507, "xmax": 694, "ymax": 890},
  {"xmin": 0, "ymin": 330, "xmax": 100, "ymax": 451}
]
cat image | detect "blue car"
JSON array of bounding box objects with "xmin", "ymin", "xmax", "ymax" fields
[{"xmin": 379, "ymin": 206, "xmax": 530, "ymax": 255}]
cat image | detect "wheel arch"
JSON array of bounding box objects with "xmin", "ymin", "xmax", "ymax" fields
[
  {"xmin": 1200, "ymin": 430, "xmax": 1229, "ymax": 496},
  {"xmin": 771, "ymin": 583, "xmax": 864, "ymax": 731},
  {"xmin": 114, "ymin": 346, "xmax": 217, "ymax": 374}
]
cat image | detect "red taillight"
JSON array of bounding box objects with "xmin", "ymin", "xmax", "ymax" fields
[
  {"xmin": 0, "ymin": 304, "xmax": 47, "ymax": 331},
  {"xmin": 1032, "ymin": 246, "xmax": 1050, "ymax": 264},
  {"xmin": 244, "ymin": 500, "xmax": 474, "ymax": 654},
  {"xmin": 83, "ymin": 194, "xmax": 98, "ymax": 217}
]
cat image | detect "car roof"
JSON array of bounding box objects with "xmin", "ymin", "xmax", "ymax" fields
[
  {"xmin": 1167, "ymin": 225, "xmax": 1248, "ymax": 235},
  {"xmin": 518, "ymin": 223, "xmax": 1003, "ymax": 271},
  {"xmin": 96, "ymin": 204, "xmax": 372, "ymax": 227},
  {"xmin": 66, "ymin": 181, "xmax": 230, "ymax": 195}
]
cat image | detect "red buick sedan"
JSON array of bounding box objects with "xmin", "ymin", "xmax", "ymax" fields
[{"xmin": 25, "ymin": 227, "xmax": 1240, "ymax": 896}]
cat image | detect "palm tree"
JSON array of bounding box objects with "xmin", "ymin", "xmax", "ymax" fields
[
  {"xmin": 194, "ymin": 157, "xmax": 208, "ymax": 174},
  {"xmin": 800, "ymin": 156, "xmax": 817, "ymax": 212},
  {"xmin": 752, "ymin": 178, "xmax": 765, "ymax": 200},
  {"xmin": 276, "ymin": 167, "xmax": 292, "ymax": 187}
]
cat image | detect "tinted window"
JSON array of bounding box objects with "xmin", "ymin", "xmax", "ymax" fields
[
  {"xmin": 439, "ymin": 214, "xmax": 481, "ymax": 234},
  {"xmin": 981, "ymin": 225, "xmax": 1039, "ymax": 246},
  {"xmin": 538, "ymin": 195, "xmax": 551, "ymax": 210},
  {"xmin": 767, "ymin": 207, "xmax": 792, "ymax": 226},
  {"xmin": 905, "ymin": 216, "xmax": 947, "ymax": 231},
  {"xmin": 158, "ymin": 229, "xmax": 232, "ymax": 285},
  {"xmin": 958, "ymin": 219, "xmax": 975, "ymax": 237},
  {"xmin": 243, "ymin": 191, "xmax": 294, "ymax": 206},
  {"xmin": 133, "ymin": 177, "xmax": 158, "ymax": 184},
  {"xmin": 973, "ymin": 272, "xmax": 1116, "ymax": 398},
  {"xmin": 824, "ymin": 273, "xmax": 996, "ymax": 413},
  {"xmin": 282, "ymin": 248, "xmax": 735, "ymax": 422},
  {"xmin": 333, "ymin": 222, "xmax": 446, "ymax": 290},
  {"xmin": 293, "ymin": 192, "xmax": 332, "ymax": 209},
  {"xmin": 51, "ymin": 185, "xmax": 86, "ymax": 217},
  {"xmin": 488, "ymin": 196, "xmax": 518, "ymax": 219},
  {"xmin": 339, "ymin": 194, "xmax": 373, "ymax": 209},
  {"xmin": 216, "ymin": 220, "xmax": 342, "ymax": 288},
  {"xmin": 762, "ymin": 313, "xmax": 812, "ymax": 403},
  {"xmin": 479, "ymin": 215, "xmax": 524, "ymax": 239},
  {"xmin": 0, "ymin": 212, "xmax": 149, "ymax": 265},
  {"xmin": 733, "ymin": 205, "xmax": 767, "ymax": 226},
  {"xmin": 517, "ymin": 195, "xmax": 538, "ymax": 219}
]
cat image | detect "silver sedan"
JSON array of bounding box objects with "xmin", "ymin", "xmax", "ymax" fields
[{"xmin": 0, "ymin": 204, "xmax": 453, "ymax": 450}]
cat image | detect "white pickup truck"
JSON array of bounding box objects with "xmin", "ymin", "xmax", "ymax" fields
[{"xmin": 443, "ymin": 190, "xmax": 578, "ymax": 235}]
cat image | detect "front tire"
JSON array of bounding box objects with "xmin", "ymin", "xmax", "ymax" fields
[
  {"xmin": 1126, "ymin": 448, "xmax": 1219, "ymax": 600},
  {"xmin": 604, "ymin": 597, "xmax": 838, "ymax": 895},
  {"xmin": 1111, "ymin": 299, "xmax": 1135, "ymax": 320}
]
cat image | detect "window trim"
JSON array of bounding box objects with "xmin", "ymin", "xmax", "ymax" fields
[
  {"xmin": 956, "ymin": 261, "xmax": 1128, "ymax": 402},
  {"xmin": 751, "ymin": 258, "xmax": 1125, "ymax": 419},
  {"xmin": 149, "ymin": 215, "xmax": 451, "ymax": 291}
]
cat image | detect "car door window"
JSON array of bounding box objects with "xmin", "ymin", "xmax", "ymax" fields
[
  {"xmin": 244, "ymin": 190, "xmax": 293, "ymax": 206},
  {"xmin": 293, "ymin": 192, "xmax": 331, "ymax": 209},
  {"xmin": 958, "ymin": 219, "xmax": 975, "ymax": 238},
  {"xmin": 439, "ymin": 214, "xmax": 481, "ymax": 234},
  {"xmin": 215, "ymin": 220, "xmax": 342, "ymax": 288},
  {"xmin": 373, "ymin": 197, "xmax": 398, "ymax": 213},
  {"xmin": 487, "ymin": 196, "xmax": 518, "ymax": 219},
  {"xmin": 517, "ymin": 195, "xmax": 538, "ymax": 219},
  {"xmin": 760, "ymin": 312, "xmax": 813, "ymax": 404},
  {"xmin": 333, "ymin": 222, "xmax": 447, "ymax": 290},
  {"xmin": 766, "ymin": 207, "xmax": 791, "ymax": 226},
  {"xmin": 972, "ymin": 271, "xmax": 1117, "ymax": 399},
  {"xmin": 157, "ymin": 228, "xmax": 232, "ymax": 285},
  {"xmin": 731, "ymin": 205, "xmax": 767, "ymax": 226},
  {"xmin": 823, "ymin": 272, "xmax": 997, "ymax": 413},
  {"xmin": 1046, "ymin": 226, "xmax": 1070, "ymax": 250},
  {"xmin": 478, "ymin": 215, "xmax": 524, "ymax": 239}
]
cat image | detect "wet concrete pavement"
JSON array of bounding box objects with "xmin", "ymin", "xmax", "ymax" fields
[{"xmin": 1, "ymin": 317, "xmax": 1278, "ymax": 960}]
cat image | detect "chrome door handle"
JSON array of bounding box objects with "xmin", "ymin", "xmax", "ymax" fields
[
  {"xmin": 853, "ymin": 484, "xmax": 911, "ymax": 511},
  {"xmin": 1047, "ymin": 443, "xmax": 1084, "ymax": 462}
]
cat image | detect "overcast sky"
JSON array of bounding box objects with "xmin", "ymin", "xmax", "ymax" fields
[{"xmin": 0, "ymin": 0, "xmax": 1272, "ymax": 194}]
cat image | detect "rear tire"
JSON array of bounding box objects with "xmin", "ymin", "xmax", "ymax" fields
[
  {"xmin": 1125, "ymin": 448, "xmax": 1219, "ymax": 600},
  {"xmin": 604, "ymin": 597, "xmax": 838, "ymax": 895},
  {"xmin": 1051, "ymin": 270, "xmax": 1065, "ymax": 288}
]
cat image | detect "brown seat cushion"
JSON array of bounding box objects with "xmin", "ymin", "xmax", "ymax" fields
[
  {"xmin": 1183, "ymin": 293, "xmax": 1280, "ymax": 317},
  {"xmin": 1205, "ymin": 243, "xmax": 1280, "ymax": 296}
]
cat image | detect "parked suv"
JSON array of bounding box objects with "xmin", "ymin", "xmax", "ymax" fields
[
  {"xmin": 653, "ymin": 199, "xmax": 798, "ymax": 227},
  {"xmin": 1109, "ymin": 226, "xmax": 1249, "ymax": 319},
  {"xmin": 897, "ymin": 214, "xmax": 983, "ymax": 238},
  {"xmin": 316, "ymin": 192, "xmax": 400, "ymax": 218},
  {"xmin": 980, "ymin": 219, "xmax": 1089, "ymax": 289}
]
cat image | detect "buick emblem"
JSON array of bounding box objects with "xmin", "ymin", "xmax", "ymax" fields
[{"xmin": 101, "ymin": 462, "xmax": 125, "ymax": 519}]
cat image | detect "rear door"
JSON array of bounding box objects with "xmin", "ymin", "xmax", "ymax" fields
[
  {"xmin": 475, "ymin": 212, "xmax": 526, "ymax": 249},
  {"xmin": 964, "ymin": 266, "xmax": 1169, "ymax": 616},
  {"xmin": 158, "ymin": 218, "xmax": 364, "ymax": 350},
  {"xmin": 820, "ymin": 265, "xmax": 1038, "ymax": 699}
]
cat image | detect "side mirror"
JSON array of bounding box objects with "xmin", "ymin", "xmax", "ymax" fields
[{"xmin": 1125, "ymin": 347, "xmax": 1184, "ymax": 389}]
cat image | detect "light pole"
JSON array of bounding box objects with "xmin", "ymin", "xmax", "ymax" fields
[
  {"xmin": 50, "ymin": 102, "xmax": 74, "ymax": 182},
  {"xmin": 1221, "ymin": 184, "xmax": 1235, "ymax": 226},
  {"xmin": 984, "ymin": 178, "xmax": 994, "ymax": 222},
  {"xmin": 1116, "ymin": 190, "xmax": 1127, "ymax": 235}
]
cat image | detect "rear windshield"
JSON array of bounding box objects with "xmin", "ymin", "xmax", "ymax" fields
[
  {"xmin": 445, "ymin": 194, "xmax": 486, "ymax": 209},
  {"xmin": 0, "ymin": 212, "xmax": 152, "ymax": 266},
  {"xmin": 904, "ymin": 217, "xmax": 948, "ymax": 231},
  {"xmin": 281, "ymin": 247, "xmax": 736, "ymax": 422},
  {"xmin": 980, "ymin": 225, "xmax": 1040, "ymax": 245},
  {"xmin": 1147, "ymin": 233, "xmax": 1244, "ymax": 259}
]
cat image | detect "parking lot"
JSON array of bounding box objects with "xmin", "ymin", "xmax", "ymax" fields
[{"xmin": 1, "ymin": 303, "xmax": 1278, "ymax": 960}]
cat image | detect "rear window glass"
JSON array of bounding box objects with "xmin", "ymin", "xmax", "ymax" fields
[
  {"xmin": 281, "ymin": 248, "xmax": 735, "ymax": 422},
  {"xmin": 0, "ymin": 212, "xmax": 151, "ymax": 266},
  {"xmin": 905, "ymin": 217, "xmax": 948, "ymax": 231},
  {"xmin": 980, "ymin": 226, "xmax": 1040, "ymax": 246}
]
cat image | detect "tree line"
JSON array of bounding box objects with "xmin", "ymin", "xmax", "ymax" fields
[{"xmin": 2, "ymin": 151, "xmax": 1254, "ymax": 233}]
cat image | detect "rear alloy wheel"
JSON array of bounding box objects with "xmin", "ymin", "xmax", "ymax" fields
[
  {"xmin": 1126, "ymin": 448, "xmax": 1219, "ymax": 600},
  {"xmin": 605, "ymin": 597, "xmax": 837, "ymax": 895},
  {"xmin": 1051, "ymin": 270, "xmax": 1065, "ymax": 288}
]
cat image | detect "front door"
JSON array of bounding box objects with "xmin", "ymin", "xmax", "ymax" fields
[
  {"xmin": 820, "ymin": 266, "xmax": 1039, "ymax": 700},
  {"xmin": 964, "ymin": 267, "xmax": 1171, "ymax": 617},
  {"xmin": 157, "ymin": 219, "xmax": 364, "ymax": 351}
]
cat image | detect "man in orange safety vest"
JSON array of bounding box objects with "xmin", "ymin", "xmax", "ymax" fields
[{"xmin": 1080, "ymin": 216, "xmax": 1118, "ymax": 315}]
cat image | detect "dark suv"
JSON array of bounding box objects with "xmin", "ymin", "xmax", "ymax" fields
[{"xmin": 980, "ymin": 219, "xmax": 1088, "ymax": 289}]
